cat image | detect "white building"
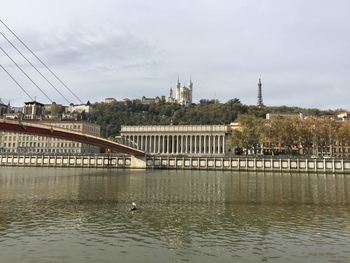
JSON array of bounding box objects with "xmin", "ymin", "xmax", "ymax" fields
[
  {"xmin": 105, "ymin": 98, "xmax": 117, "ymax": 104},
  {"xmin": 167, "ymin": 78, "xmax": 193, "ymax": 106},
  {"xmin": 0, "ymin": 120, "xmax": 101, "ymax": 154},
  {"xmin": 120, "ymin": 125, "xmax": 229, "ymax": 156},
  {"xmin": 68, "ymin": 101, "xmax": 91, "ymax": 113},
  {"xmin": 141, "ymin": 96, "xmax": 163, "ymax": 105}
]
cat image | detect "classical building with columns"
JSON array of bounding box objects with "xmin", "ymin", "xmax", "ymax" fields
[{"xmin": 120, "ymin": 125, "xmax": 229, "ymax": 156}]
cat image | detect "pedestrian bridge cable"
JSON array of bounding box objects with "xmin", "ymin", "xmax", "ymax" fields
[
  {"xmin": 0, "ymin": 31, "xmax": 72, "ymax": 104},
  {"xmin": 0, "ymin": 45, "xmax": 53, "ymax": 103},
  {"xmin": 0, "ymin": 19, "xmax": 84, "ymax": 104},
  {"xmin": 0, "ymin": 64, "xmax": 34, "ymax": 101}
]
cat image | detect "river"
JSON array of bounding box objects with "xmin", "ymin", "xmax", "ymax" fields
[{"xmin": 0, "ymin": 167, "xmax": 349, "ymax": 262}]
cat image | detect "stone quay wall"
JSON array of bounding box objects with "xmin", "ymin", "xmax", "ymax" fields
[
  {"xmin": 148, "ymin": 156, "xmax": 350, "ymax": 173},
  {"xmin": 1, "ymin": 154, "xmax": 350, "ymax": 173},
  {"xmin": 0, "ymin": 154, "xmax": 145, "ymax": 169}
]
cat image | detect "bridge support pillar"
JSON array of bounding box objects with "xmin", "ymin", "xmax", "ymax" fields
[{"xmin": 130, "ymin": 156, "xmax": 146, "ymax": 169}]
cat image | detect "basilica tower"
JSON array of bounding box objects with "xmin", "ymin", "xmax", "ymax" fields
[
  {"xmin": 188, "ymin": 77, "xmax": 193, "ymax": 103},
  {"xmin": 176, "ymin": 76, "xmax": 181, "ymax": 101}
]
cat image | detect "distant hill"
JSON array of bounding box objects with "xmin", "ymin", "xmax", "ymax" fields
[{"xmin": 88, "ymin": 99, "xmax": 341, "ymax": 138}]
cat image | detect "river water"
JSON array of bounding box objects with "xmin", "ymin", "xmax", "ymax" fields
[{"xmin": 0, "ymin": 167, "xmax": 349, "ymax": 263}]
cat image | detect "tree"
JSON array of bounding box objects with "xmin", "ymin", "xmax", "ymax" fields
[{"xmin": 230, "ymin": 114, "xmax": 262, "ymax": 154}]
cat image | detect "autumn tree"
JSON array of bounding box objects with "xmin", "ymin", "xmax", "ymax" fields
[{"xmin": 230, "ymin": 114, "xmax": 262, "ymax": 154}]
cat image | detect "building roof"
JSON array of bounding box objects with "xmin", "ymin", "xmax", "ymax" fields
[{"xmin": 24, "ymin": 101, "xmax": 45, "ymax": 106}]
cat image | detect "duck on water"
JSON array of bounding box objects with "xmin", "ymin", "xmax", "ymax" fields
[{"xmin": 129, "ymin": 202, "xmax": 137, "ymax": 211}]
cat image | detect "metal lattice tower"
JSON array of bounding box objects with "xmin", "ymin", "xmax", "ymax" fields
[{"xmin": 257, "ymin": 77, "xmax": 264, "ymax": 108}]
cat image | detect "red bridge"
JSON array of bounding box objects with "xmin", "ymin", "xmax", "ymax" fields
[{"xmin": 0, "ymin": 119, "xmax": 145, "ymax": 157}]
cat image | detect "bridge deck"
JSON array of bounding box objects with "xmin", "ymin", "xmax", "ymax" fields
[{"xmin": 0, "ymin": 119, "xmax": 145, "ymax": 157}]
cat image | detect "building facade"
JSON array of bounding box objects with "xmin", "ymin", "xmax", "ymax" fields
[
  {"xmin": 0, "ymin": 120, "xmax": 101, "ymax": 154},
  {"xmin": 0, "ymin": 101, "xmax": 9, "ymax": 116},
  {"xmin": 141, "ymin": 96, "xmax": 164, "ymax": 105},
  {"xmin": 68, "ymin": 101, "xmax": 91, "ymax": 113},
  {"xmin": 120, "ymin": 125, "xmax": 229, "ymax": 156},
  {"xmin": 23, "ymin": 101, "xmax": 45, "ymax": 119}
]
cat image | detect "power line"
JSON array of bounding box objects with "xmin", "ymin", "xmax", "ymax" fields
[
  {"xmin": 0, "ymin": 45, "xmax": 53, "ymax": 103},
  {"xmin": 0, "ymin": 31, "xmax": 72, "ymax": 104},
  {"xmin": 0, "ymin": 19, "xmax": 84, "ymax": 104},
  {"xmin": 0, "ymin": 64, "xmax": 34, "ymax": 101}
]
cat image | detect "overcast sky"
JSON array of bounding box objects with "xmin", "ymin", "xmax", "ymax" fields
[{"xmin": 1, "ymin": 0, "xmax": 349, "ymax": 109}]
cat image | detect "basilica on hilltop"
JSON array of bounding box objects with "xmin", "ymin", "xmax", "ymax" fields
[{"xmin": 167, "ymin": 77, "xmax": 193, "ymax": 106}]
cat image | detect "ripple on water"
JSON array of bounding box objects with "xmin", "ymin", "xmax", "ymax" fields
[{"xmin": 0, "ymin": 169, "xmax": 350, "ymax": 263}]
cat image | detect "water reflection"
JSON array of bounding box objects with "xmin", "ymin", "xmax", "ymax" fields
[
  {"xmin": 1, "ymin": 168, "xmax": 349, "ymax": 205},
  {"xmin": 0, "ymin": 168, "xmax": 349, "ymax": 263}
]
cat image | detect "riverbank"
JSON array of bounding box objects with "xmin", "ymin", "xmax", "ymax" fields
[{"xmin": 1, "ymin": 154, "xmax": 350, "ymax": 173}]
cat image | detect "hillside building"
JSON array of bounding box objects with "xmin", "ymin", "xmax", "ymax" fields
[
  {"xmin": 167, "ymin": 78, "xmax": 193, "ymax": 106},
  {"xmin": 0, "ymin": 100, "xmax": 9, "ymax": 116}
]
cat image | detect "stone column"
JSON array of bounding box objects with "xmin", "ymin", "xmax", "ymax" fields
[
  {"xmin": 180, "ymin": 136, "xmax": 183, "ymax": 154},
  {"xmin": 199, "ymin": 136, "xmax": 202, "ymax": 155},
  {"xmin": 166, "ymin": 135, "xmax": 169, "ymax": 154},
  {"xmin": 149, "ymin": 136, "xmax": 152, "ymax": 153},
  {"xmin": 179, "ymin": 135, "xmax": 182, "ymax": 154},
  {"xmin": 204, "ymin": 135, "xmax": 207, "ymax": 154},
  {"xmin": 214, "ymin": 135, "xmax": 217, "ymax": 154},
  {"xmin": 150, "ymin": 135, "xmax": 155, "ymax": 153},
  {"xmin": 148, "ymin": 136, "xmax": 151, "ymax": 153},
  {"xmin": 217, "ymin": 136, "xmax": 221, "ymax": 154},
  {"xmin": 158, "ymin": 136, "xmax": 161, "ymax": 153},
  {"xmin": 168, "ymin": 135, "xmax": 171, "ymax": 154},
  {"xmin": 185, "ymin": 135, "xmax": 188, "ymax": 154},
  {"xmin": 145, "ymin": 135, "xmax": 149, "ymax": 152},
  {"xmin": 157, "ymin": 135, "xmax": 160, "ymax": 153},
  {"xmin": 190, "ymin": 135, "xmax": 193, "ymax": 154},
  {"xmin": 153, "ymin": 136, "xmax": 157, "ymax": 154},
  {"xmin": 222, "ymin": 135, "xmax": 226, "ymax": 155},
  {"xmin": 208, "ymin": 135, "xmax": 211, "ymax": 154},
  {"xmin": 194, "ymin": 135, "xmax": 198, "ymax": 154},
  {"xmin": 176, "ymin": 135, "xmax": 179, "ymax": 154},
  {"xmin": 172, "ymin": 135, "xmax": 175, "ymax": 154},
  {"xmin": 193, "ymin": 135, "xmax": 196, "ymax": 154}
]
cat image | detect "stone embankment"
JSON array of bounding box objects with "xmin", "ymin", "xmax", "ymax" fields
[{"xmin": 1, "ymin": 154, "xmax": 350, "ymax": 173}]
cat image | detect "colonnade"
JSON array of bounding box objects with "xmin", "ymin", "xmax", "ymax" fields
[{"xmin": 123, "ymin": 134, "xmax": 226, "ymax": 155}]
